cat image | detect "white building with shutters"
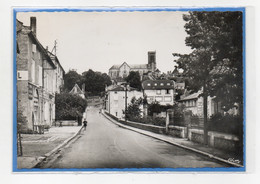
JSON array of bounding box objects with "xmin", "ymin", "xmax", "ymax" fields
[{"xmin": 142, "ymin": 80, "xmax": 175, "ymax": 106}]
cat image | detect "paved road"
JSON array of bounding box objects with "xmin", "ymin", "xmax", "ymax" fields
[{"xmin": 43, "ymin": 106, "xmax": 228, "ymax": 169}]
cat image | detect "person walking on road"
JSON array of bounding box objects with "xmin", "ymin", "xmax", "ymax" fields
[{"xmin": 83, "ymin": 119, "xmax": 87, "ymax": 131}]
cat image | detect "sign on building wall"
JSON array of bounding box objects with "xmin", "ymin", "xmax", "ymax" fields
[{"xmin": 17, "ymin": 71, "xmax": 28, "ymax": 80}]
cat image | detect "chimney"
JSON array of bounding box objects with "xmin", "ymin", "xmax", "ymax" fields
[{"xmin": 30, "ymin": 17, "xmax": 37, "ymax": 36}]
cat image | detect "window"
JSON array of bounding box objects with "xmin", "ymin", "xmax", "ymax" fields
[
  {"xmin": 38, "ymin": 66, "xmax": 42, "ymax": 86},
  {"xmin": 34, "ymin": 89, "xmax": 39, "ymax": 98},
  {"xmin": 32, "ymin": 44, "xmax": 36, "ymax": 53},
  {"xmin": 147, "ymin": 83, "xmax": 151, "ymax": 86},
  {"xmin": 167, "ymin": 83, "xmax": 170, "ymax": 86},
  {"xmin": 166, "ymin": 89, "xmax": 170, "ymax": 94},
  {"xmin": 155, "ymin": 96, "xmax": 163, "ymax": 102},
  {"xmin": 160, "ymin": 83, "xmax": 164, "ymax": 86},
  {"xmin": 156, "ymin": 90, "xmax": 161, "ymax": 95},
  {"xmin": 154, "ymin": 83, "xmax": 157, "ymax": 86},
  {"xmin": 164, "ymin": 96, "xmax": 172, "ymax": 102},
  {"xmin": 147, "ymin": 96, "xmax": 154, "ymax": 102}
]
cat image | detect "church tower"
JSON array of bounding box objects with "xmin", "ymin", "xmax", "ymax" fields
[{"xmin": 148, "ymin": 51, "xmax": 156, "ymax": 72}]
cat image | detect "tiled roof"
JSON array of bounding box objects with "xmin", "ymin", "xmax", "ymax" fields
[
  {"xmin": 179, "ymin": 91, "xmax": 200, "ymax": 101},
  {"xmin": 107, "ymin": 85, "xmax": 138, "ymax": 92},
  {"xmin": 142, "ymin": 80, "xmax": 174, "ymax": 90}
]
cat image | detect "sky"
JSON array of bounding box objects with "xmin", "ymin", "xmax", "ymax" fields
[{"xmin": 17, "ymin": 11, "xmax": 192, "ymax": 74}]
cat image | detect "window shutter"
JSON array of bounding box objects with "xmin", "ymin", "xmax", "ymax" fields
[
  {"xmin": 31, "ymin": 59, "xmax": 35, "ymax": 83},
  {"xmin": 38, "ymin": 66, "xmax": 42, "ymax": 86}
]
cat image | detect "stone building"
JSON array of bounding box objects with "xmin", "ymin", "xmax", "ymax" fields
[
  {"xmin": 142, "ymin": 80, "xmax": 175, "ymax": 106},
  {"xmin": 16, "ymin": 17, "xmax": 64, "ymax": 132},
  {"xmin": 108, "ymin": 51, "xmax": 157, "ymax": 80}
]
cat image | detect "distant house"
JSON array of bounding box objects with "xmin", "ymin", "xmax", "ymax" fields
[
  {"xmin": 142, "ymin": 80, "xmax": 175, "ymax": 106},
  {"xmin": 69, "ymin": 84, "xmax": 85, "ymax": 99},
  {"xmin": 108, "ymin": 51, "xmax": 157, "ymax": 80},
  {"xmin": 105, "ymin": 85, "xmax": 143, "ymax": 119},
  {"xmin": 178, "ymin": 91, "xmax": 222, "ymax": 117}
]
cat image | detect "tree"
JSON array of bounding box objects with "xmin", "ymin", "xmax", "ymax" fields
[
  {"xmin": 82, "ymin": 69, "xmax": 112, "ymax": 96},
  {"xmin": 63, "ymin": 70, "xmax": 82, "ymax": 92},
  {"xmin": 125, "ymin": 97, "xmax": 143, "ymax": 119},
  {"xmin": 55, "ymin": 93, "xmax": 87, "ymax": 120},
  {"xmin": 173, "ymin": 11, "xmax": 243, "ymax": 145},
  {"xmin": 125, "ymin": 71, "xmax": 142, "ymax": 91}
]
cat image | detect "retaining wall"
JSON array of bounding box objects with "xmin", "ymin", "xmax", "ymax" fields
[
  {"xmin": 188, "ymin": 128, "xmax": 240, "ymax": 151},
  {"xmin": 53, "ymin": 120, "xmax": 78, "ymax": 126},
  {"xmin": 124, "ymin": 120, "xmax": 166, "ymax": 134},
  {"xmin": 168, "ymin": 125, "xmax": 187, "ymax": 138}
]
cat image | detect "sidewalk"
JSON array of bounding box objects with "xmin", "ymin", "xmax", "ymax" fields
[
  {"xmin": 102, "ymin": 111, "xmax": 243, "ymax": 168},
  {"xmin": 17, "ymin": 126, "xmax": 82, "ymax": 169}
]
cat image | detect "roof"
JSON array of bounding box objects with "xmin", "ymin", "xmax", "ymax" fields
[
  {"xmin": 16, "ymin": 18, "xmax": 55, "ymax": 69},
  {"xmin": 129, "ymin": 64, "xmax": 148, "ymax": 69},
  {"xmin": 142, "ymin": 80, "xmax": 175, "ymax": 90},
  {"xmin": 109, "ymin": 62, "xmax": 148, "ymax": 70},
  {"xmin": 178, "ymin": 91, "xmax": 200, "ymax": 101},
  {"xmin": 28, "ymin": 32, "xmax": 56, "ymax": 69},
  {"xmin": 107, "ymin": 85, "xmax": 138, "ymax": 92},
  {"xmin": 69, "ymin": 84, "xmax": 84, "ymax": 95},
  {"xmin": 109, "ymin": 65, "xmax": 120, "ymax": 70},
  {"xmin": 47, "ymin": 51, "xmax": 65, "ymax": 74},
  {"xmin": 172, "ymin": 66, "xmax": 180, "ymax": 75}
]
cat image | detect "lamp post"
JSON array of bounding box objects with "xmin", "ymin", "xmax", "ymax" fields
[{"xmin": 123, "ymin": 83, "xmax": 129, "ymax": 123}]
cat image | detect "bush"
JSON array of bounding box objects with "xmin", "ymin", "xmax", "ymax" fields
[
  {"xmin": 125, "ymin": 97, "xmax": 143, "ymax": 119},
  {"xmin": 148, "ymin": 102, "xmax": 174, "ymax": 116},
  {"xmin": 208, "ymin": 113, "xmax": 243, "ymax": 136},
  {"xmin": 55, "ymin": 93, "xmax": 87, "ymax": 120}
]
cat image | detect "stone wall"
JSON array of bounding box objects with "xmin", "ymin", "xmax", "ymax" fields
[
  {"xmin": 168, "ymin": 125, "xmax": 187, "ymax": 138},
  {"xmin": 188, "ymin": 128, "xmax": 240, "ymax": 151},
  {"xmin": 53, "ymin": 120, "xmax": 78, "ymax": 126},
  {"xmin": 124, "ymin": 120, "xmax": 166, "ymax": 134}
]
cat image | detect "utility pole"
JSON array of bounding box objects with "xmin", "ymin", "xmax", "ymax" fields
[
  {"xmin": 124, "ymin": 83, "xmax": 128, "ymax": 123},
  {"xmin": 51, "ymin": 40, "xmax": 57, "ymax": 56}
]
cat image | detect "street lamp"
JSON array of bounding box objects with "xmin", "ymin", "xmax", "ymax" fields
[{"xmin": 122, "ymin": 83, "xmax": 129, "ymax": 123}]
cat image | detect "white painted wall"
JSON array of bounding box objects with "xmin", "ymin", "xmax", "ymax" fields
[
  {"xmin": 144, "ymin": 89, "xmax": 174, "ymax": 106},
  {"xmin": 108, "ymin": 90, "xmax": 143, "ymax": 119}
]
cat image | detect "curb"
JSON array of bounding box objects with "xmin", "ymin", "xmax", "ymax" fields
[
  {"xmin": 33, "ymin": 126, "xmax": 83, "ymax": 168},
  {"xmin": 102, "ymin": 111, "xmax": 243, "ymax": 168}
]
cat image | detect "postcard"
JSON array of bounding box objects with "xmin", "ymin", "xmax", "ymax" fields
[{"xmin": 14, "ymin": 7, "xmax": 245, "ymax": 172}]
